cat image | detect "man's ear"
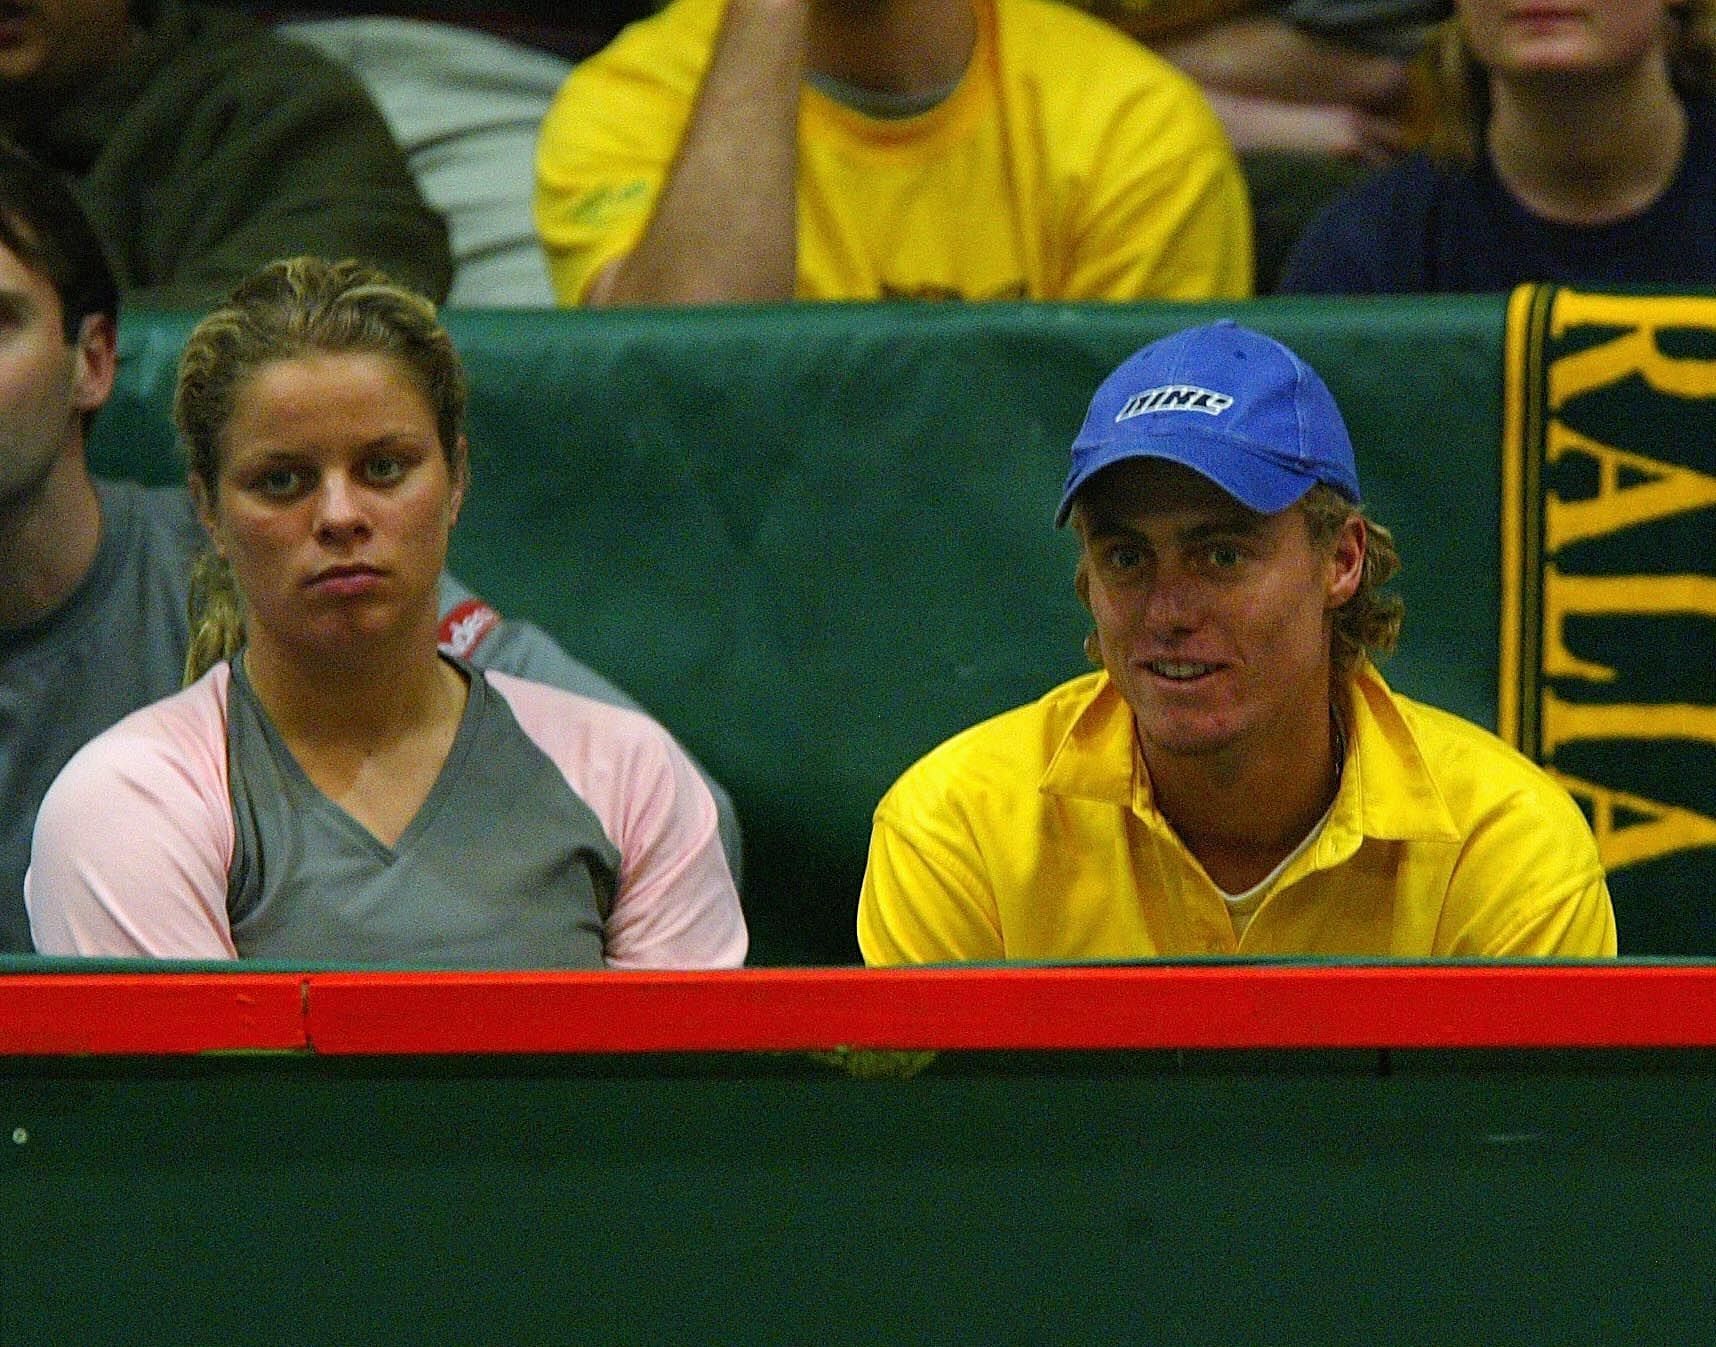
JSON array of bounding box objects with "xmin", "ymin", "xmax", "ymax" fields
[
  {"xmin": 71, "ymin": 313, "xmax": 117, "ymax": 416},
  {"xmin": 1326, "ymin": 514, "xmax": 1366, "ymax": 608}
]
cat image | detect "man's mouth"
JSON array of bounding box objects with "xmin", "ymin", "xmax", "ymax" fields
[{"xmin": 1146, "ymin": 660, "xmax": 1219, "ymax": 682}]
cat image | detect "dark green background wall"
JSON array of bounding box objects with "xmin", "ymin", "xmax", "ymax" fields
[{"xmin": 94, "ymin": 298, "xmax": 1506, "ymax": 963}]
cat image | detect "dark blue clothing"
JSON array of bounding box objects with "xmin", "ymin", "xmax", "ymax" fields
[{"xmin": 1280, "ymin": 96, "xmax": 1716, "ymax": 293}]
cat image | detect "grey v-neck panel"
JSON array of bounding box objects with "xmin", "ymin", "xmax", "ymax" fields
[{"xmin": 224, "ymin": 656, "xmax": 620, "ymax": 967}]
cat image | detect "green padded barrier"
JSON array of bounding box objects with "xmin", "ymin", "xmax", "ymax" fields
[
  {"xmin": 91, "ymin": 298, "xmax": 1507, "ymax": 964},
  {"xmin": 3, "ymin": 1047, "xmax": 1714, "ymax": 1345}
]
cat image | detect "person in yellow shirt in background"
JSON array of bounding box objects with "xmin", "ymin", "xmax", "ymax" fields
[
  {"xmin": 533, "ymin": 0, "xmax": 1252, "ymax": 305},
  {"xmin": 859, "ymin": 320, "xmax": 1615, "ymax": 962}
]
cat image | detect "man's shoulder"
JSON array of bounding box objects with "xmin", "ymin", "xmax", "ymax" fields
[
  {"xmin": 883, "ymin": 671, "xmax": 1107, "ymax": 811},
  {"xmin": 993, "ymin": 0, "xmax": 1202, "ymax": 93},
  {"xmin": 996, "ymin": 0, "xmax": 1161, "ymax": 57},
  {"xmin": 1390, "ymin": 690, "xmax": 1538, "ymax": 772},
  {"xmin": 1382, "ymin": 683, "xmax": 1590, "ymax": 830},
  {"xmin": 151, "ymin": 1, "xmax": 376, "ymax": 105},
  {"xmin": 94, "ymin": 479, "xmax": 202, "ymax": 561},
  {"xmin": 172, "ymin": 2, "xmax": 333, "ymax": 66},
  {"xmin": 66, "ymin": 662, "xmax": 229, "ymax": 778},
  {"xmin": 566, "ymin": 0, "xmax": 722, "ymax": 89},
  {"xmin": 989, "ymin": 0, "xmax": 1224, "ymax": 167}
]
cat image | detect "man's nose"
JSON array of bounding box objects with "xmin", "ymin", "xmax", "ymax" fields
[{"xmin": 1143, "ymin": 569, "xmax": 1204, "ymax": 633}]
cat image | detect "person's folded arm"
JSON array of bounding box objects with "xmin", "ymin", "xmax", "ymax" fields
[{"xmin": 586, "ymin": 0, "xmax": 809, "ymax": 306}]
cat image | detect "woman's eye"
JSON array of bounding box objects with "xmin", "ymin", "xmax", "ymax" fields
[{"xmin": 254, "ymin": 468, "xmax": 302, "ymax": 498}]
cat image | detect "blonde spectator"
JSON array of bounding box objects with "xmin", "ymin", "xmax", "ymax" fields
[{"xmin": 1281, "ymin": 0, "xmax": 1716, "ymax": 291}]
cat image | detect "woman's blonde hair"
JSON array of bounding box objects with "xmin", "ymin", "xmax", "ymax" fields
[
  {"xmin": 1422, "ymin": 1, "xmax": 1716, "ymax": 162},
  {"xmin": 1072, "ymin": 484, "xmax": 1403, "ymax": 680},
  {"xmin": 174, "ymin": 256, "xmax": 469, "ymax": 684}
]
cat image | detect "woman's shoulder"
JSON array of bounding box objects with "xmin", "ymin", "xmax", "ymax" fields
[
  {"xmin": 479, "ymin": 668, "xmax": 679, "ymax": 766},
  {"xmin": 68, "ymin": 665, "xmax": 230, "ymax": 775},
  {"xmin": 40, "ymin": 665, "xmax": 233, "ymax": 826}
]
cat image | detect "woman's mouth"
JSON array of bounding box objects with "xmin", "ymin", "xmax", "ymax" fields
[{"xmin": 306, "ymin": 565, "xmax": 383, "ymax": 597}]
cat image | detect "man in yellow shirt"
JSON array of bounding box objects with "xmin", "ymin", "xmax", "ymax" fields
[
  {"xmin": 533, "ymin": 0, "xmax": 1252, "ymax": 305},
  {"xmin": 859, "ymin": 320, "xmax": 1616, "ymax": 962}
]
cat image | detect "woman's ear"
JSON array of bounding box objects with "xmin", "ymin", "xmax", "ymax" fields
[
  {"xmin": 447, "ymin": 434, "xmax": 469, "ymax": 527},
  {"xmin": 189, "ymin": 474, "xmax": 224, "ymax": 559}
]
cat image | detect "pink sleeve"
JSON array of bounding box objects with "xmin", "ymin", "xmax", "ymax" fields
[
  {"xmin": 490, "ymin": 672, "xmax": 747, "ymax": 969},
  {"xmin": 25, "ymin": 669, "xmax": 239, "ymax": 960}
]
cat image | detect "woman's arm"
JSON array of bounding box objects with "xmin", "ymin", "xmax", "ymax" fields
[{"xmin": 26, "ymin": 682, "xmax": 238, "ymax": 959}]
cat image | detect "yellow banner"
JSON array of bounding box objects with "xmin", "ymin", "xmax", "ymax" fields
[{"xmin": 1501, "ymin": 286, "xmax": 1716, "ymax": 951}]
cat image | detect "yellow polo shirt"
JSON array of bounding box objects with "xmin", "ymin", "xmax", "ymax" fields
[
  {"xmin": 535, "ymin": 0, "xmax": 1251, "ymax": 302},
  {"xmin": 859, "ymin": 664, "xmax": 1616, "ymax": 962}
]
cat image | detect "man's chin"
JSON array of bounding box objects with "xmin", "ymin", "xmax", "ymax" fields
[{"xmin": 1133, "ymin": 715, "xmax": 1241, "ymax": 763}]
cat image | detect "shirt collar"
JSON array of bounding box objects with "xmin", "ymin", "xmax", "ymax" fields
[
  {"xmin": 1333, "ymin": 660, "xmax": 1461, "ymax": 845},
  {"xmin": 1038, "ymin": 663, "xmax": 1462, "ymax": 847}
]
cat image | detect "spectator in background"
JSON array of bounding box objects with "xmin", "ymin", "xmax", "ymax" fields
[
  {"xmin": 1074, "ymin": 0, "xmax": 1449, "ymax": 290},
  {"xmin": 0, "ymin": 140, "xmax": 739, "ymax": 953},
  {"xmin": 281, "ymin": 16, "xmax": 575, "ymax": 307},
  {"xmin": 858, "ymin": 321, "xmax": 1614, "ymax": 962},
  {"xmin": 26, "ymin": 256, "xmax": 747, "ymax": 967},
  {"xmin": 0, "ymin": 0, "xmax": 452, "ymax": 306},
  {"xmin": 534, "ymin": 0, "xmax": 1253, "ymax": 305},
  {"xmin": 1281, "ymin": 0, "xmax": 1716, "ymax": 292}
]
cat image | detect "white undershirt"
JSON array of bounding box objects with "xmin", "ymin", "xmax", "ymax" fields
[{"xmin": 1218, "ymin": 800, "xmax": 1336, "ymax": 944}]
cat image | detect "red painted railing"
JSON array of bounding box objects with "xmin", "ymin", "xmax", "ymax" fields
[{"xmin": 1, "ymin": 963, "xmax": 1712, "ymax": 1056}]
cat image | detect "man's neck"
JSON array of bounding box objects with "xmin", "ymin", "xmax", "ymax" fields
[
  {"xmin": 1487, "ymin": 64, "xmax": 1686, "ymax": 226},
  {"xmin": 806, "ymin": 0, "xmax": 977, "ymax": 97},
  {"xmin": 1142, "ymin": 695, "xmax": 1343, "ymax": 895},
  {"xmin": 0, "ymin": 453, "xmax": 103, "ymax": 632}
]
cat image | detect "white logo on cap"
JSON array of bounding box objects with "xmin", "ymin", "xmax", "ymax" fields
[{"xmin": 1116, "ymin": 385, "xmax": 1234, "ymax": 421}]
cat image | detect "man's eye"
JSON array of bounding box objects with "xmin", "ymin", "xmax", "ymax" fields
[
  {"xmin": 1106, "ymin": 544, "xmax": 1143, "ymax": 571},
  {"xmin": 1207, "ymin": 543, "xmax": 1243, "ymax": 569},
  {"xmin": 364, "ymin": 455, "xmax": 406, "ymax": 485}
]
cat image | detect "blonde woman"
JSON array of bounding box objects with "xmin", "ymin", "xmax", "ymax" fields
[
  {"xmin": 1281, "ymin": 0, "xmax": 1716, "ymax": 291},
  {"xmin": 26, "ymin": 258, "xmax": 746, "ymax": 968}
]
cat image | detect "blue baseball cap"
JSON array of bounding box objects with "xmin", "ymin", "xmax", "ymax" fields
[{"xmin": 1055, "ymin": 320, "xmax": 1361, "ymax": 525}]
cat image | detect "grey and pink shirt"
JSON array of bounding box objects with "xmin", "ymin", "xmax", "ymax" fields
[{"xmin": 25, "ymin": 657, "xmax": 746, "ymax": 969}]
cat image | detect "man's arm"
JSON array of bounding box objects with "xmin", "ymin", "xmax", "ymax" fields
[
  {"xmin": 857, "ymin": 805, "xmax": 1004, "ymax": 966},
  {"xmin": 1151, "ymin": 13, "xmax": 1410, "ymax": 163},
  {"xmin": 586, "ymin": 0, "xmax": 808, "ymax": 306}
]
